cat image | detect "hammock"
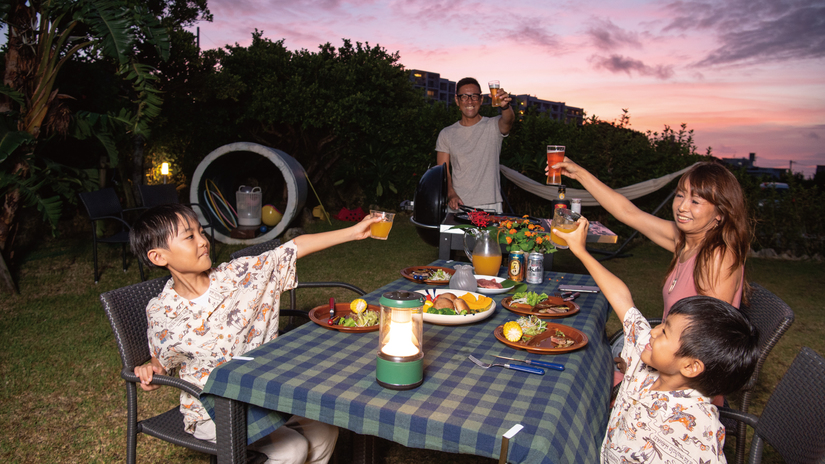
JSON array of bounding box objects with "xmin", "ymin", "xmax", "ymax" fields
[{"xmin": 499, "ymin": 162, "xmax": 701, "ymax": 207}]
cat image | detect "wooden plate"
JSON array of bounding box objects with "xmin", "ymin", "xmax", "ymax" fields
[
  {"xmin": 501, "ymin": 296, "xmax": 580, "ymax": 318},
  {"xmin": 494, "ymin": 323, "xmax": 588, "ymax": 354},
  {"xmin": 309, "ymin": 303, "xmax": 380, "ymax": 332},
  {"xmin": 400, "ymin": 266, "xmax": 455, "ymax": 285}
]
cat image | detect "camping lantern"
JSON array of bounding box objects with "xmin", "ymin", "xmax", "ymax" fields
[{"xmin": 376, "ymin": 291, "xmax": 425, "ymax": 390}]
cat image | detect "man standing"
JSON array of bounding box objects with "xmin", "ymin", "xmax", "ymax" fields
[{"xmin": 436, "ymin": 77, "xmax": 514, "ymax": 213}]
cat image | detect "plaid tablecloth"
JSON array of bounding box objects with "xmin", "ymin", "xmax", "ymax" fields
[{"xmin": 202, "ymin": 260, "xmax": 613, "ymax": 463}]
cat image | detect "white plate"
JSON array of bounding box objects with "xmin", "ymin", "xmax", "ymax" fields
[
  {"xmin": 473, "ymin": 275, "xmax": 516, "ymax": 295},
  {"xmin": 416, "ymin": 289, "xmax": 497, "ymax": 325}
]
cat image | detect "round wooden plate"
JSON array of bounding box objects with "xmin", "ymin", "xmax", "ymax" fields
[
  {"xmin": 400, "ymin": 266, "xmax": 455, "ymax": 285},
  {"xmin": 501, "ymin": 296, "xmax": 580, "ymax": 318},
  {"xmin": 309, "ymin": 303, "xmax": 380, "ymax": 332},
  {"xmin": 494, "ymin": 323, "xmax": 588, "ymax": 354}
]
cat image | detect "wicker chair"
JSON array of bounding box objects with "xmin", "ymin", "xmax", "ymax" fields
[
  {"xmin": 137, "ymin": 184, "xmax": 216, "ymax": 261},
  {"xmin": 718, "ymin": 346, "xmax": 825, "ymax": 464},
  {"xmin": 229, "ymin": 239, "xmax": 368, "ymax": 334},
  {"xmin": 730, "ymin": 283, "xmax": 795, "ymax": 464},
  {"xmin": 99, "ymin": 276, "xmax": 265, "ymax": 464},
  {"xmin": 79, "ymin": 188, "xmax": 145, "ymax": 283}
]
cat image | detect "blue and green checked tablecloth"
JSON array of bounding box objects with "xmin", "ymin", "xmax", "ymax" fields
[{"xmin": 201, "ymin": 260, "xmax": 613, "ymax": 463}]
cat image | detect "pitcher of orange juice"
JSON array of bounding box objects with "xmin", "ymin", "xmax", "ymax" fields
[{"xmin": 463, "ymin": 229, "xmax": 502, "ymax": 276}]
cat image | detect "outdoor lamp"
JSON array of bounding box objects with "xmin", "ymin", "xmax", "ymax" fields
[
  {"xmin": 376, "ymin": 291, "xmax": 424, "ymax": 390},
  {"xmin": 161, "ymin": 162, "xmax": 169, "ymax": 184}
]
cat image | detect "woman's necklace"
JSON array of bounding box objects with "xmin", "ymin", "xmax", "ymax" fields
[{"xmin": 668, "ymin": 253, "xmax": 689, "ymax": 293}]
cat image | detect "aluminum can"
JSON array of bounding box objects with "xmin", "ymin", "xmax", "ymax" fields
[
  {"xmin": 526, "ymin": 252, "xmax": 544, "ymax": 284},
  {"xmin": 508, "ymin": 251, "xmax": 525, "ymax": 282},
  {"xmin": 571, "ymin": 198, "xmax": 582, "ymax": 215}
]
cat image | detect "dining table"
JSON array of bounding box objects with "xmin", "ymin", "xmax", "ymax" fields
[{"xmin": 200, "ymin": 259, "xmax": 613, "ymax": 464}]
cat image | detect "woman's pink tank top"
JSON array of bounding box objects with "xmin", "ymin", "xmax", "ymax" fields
[{"xmin": 662, "ymin": 253, "xmax": 743, "ymax": 320}]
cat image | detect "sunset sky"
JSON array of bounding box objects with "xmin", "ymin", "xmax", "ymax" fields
[{"xmin": 188, "ymin": 0, "xmax": 824, "ymax": 177}]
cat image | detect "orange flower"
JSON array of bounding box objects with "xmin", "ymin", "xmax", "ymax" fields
[
  {"xmin": 522, "ymin": 215, "xmax": 529, "ymax": 218},
  {"xmin": 506, "ymin": 236, "xmax": 513, "ymax": 244},
  {"xmin": 509, "ymin": 228, "xmax": 517, "ymax": 235},
  {"xmin": 536, "ymin": 236, "xmax": 543, "ymax": 244},
  {"xmin": 528, "ymin": 224, "xmax": 535, "ymax": 230},
  {"xmin": 524, "ymin": 231, "xmax": 532, "ymax": 237}
]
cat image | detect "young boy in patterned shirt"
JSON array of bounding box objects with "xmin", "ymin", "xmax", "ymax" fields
[
  {"xmin": 130, "ymin": 203, "xmax": 380, "ymax": 464},
  {"xmin": 553, "ymin": 217, "xmax": 759, "ymax": 464}
]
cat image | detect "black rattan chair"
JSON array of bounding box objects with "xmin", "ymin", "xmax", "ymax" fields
[
  {"xmin": 79, "ymin": 188, "xmax": 145, "ymax": 283},
  {"xmin": 730, "ymin": 283, "xmax": 795, "ymax": 464},
  {"xmin": 137, "ymin": 184, "xmax": 216, "ymax": 261},
  {"xmin": 719, "ymin": 346, "xmax": 825, "ymax": 464},
  {"xmin": 99, "ymin": 276, "xmax": 265, "ymax": 464},
  {"xmin": 230, "ymin": 240, "xmax": 367, "ymax": 334}
]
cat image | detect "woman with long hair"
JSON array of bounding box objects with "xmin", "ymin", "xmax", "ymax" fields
[{"xmin": 552, "ymin": 160, "xmax": 750, "ymax": 316}]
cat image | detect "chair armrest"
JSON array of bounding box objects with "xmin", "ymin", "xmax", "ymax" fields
[
  {"xmin": 296, "ymin": 281, "xmax": 366, "ymax": 295},
  {"xmin": 121, "ymin": 368, "xmax": 203, "ymax": 397},
  {"xmin": 123, "ymin": 206, "xmax": 148, "ymax": 214},
  {"xmin": 718, "ymin": 406, "xmax": 758, "ymax": 430},
  {"xmin": 89, "ymin": 215, "xmax": 135, "ymax": 229}
]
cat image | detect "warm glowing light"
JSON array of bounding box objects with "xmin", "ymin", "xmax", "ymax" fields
[
  {"xmin": 161, "ymin": 162, "xmax": 169, "ymax": 175},
  {"xmin": 381, "ymin": 313, "xmax": 420, "ymax": 357}
]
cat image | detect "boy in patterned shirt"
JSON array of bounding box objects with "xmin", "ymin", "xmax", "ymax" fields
[
  {"xmin": 553, "ymin": 217, "xmax": 759, "ymax": 464},
  {"xmin": 130, "ymin": 203, "xmax": 380, "ymax": 464}
]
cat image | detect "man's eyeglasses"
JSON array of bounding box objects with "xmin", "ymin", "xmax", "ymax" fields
[{"xmin": 456, "ymin": 93, "xmax": 482, "ymax": 102}]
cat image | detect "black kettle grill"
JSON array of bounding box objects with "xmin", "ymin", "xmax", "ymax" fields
[{"xmin": 409, "ymin": 164, "xmax": 448, "ymax": 247}]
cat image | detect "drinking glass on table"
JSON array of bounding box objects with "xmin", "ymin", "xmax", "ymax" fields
[
  {"xmin": 370, "ymin": 211, "xmax": 395, "ymax": 240},
  {"xmin": 488, "ymin": 80, "xmax": 501, "ymax": 107},
  {"xmin": 551, "ymin": 208, "xmax": 579, "ymax": 249},
  {"xmin": 546, "ymin": 145, "xmax": 565, "ymax": 185}
]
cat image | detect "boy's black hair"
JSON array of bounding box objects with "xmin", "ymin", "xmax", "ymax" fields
[
  {"xmin": 669, "ymin": 296, "xmax": 760, "ymax": 397},
  {"xmin": 455, "ymin": 77, "xmax": 481, "ymax": 93},
  {"xmin": 129, "ymin": 203, "xmax": 200, "ymax": 269}
]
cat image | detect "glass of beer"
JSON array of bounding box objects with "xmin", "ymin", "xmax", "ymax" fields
[
  {"xmin": 488, "ymin": 80, "xmax": 501, "ymax": 107},
  {"xmin": 546, "ymin": 145, "xmax": 565, "ymax": 185},
  {"xmin": 551, "ymin": 208, "xmax": 578, "ymax": 249},
  {"xmin": 370, "ymin": 211, "xmax": 395, "ymax": 240}
]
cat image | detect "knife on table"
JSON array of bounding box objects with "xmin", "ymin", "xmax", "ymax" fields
[{"xmin": 493, "ymin": 355, "xmax": 565, "ymax": 371}]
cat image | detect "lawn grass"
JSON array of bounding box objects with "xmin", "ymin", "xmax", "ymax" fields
[{"xmin": 1, "ymin": 212, "xmax": 821, "ymax": 463}]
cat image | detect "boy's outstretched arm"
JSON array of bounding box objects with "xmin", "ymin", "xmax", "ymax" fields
[
  {"xmin": 294, "ymin": 214, "xmax": 383, "ymax": 259},
  {"xmin": 553, "ymin": 217, "xmax": 635, "ymax": 322}
]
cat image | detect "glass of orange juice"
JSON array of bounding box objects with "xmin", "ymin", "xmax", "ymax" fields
[
  {"xmin": 551, "ymin": 208, "xmax": 578, "ymax": 249},
  {"xmin": 370, "ymin": 210, "xmax": 395, "ymax": 240},
  {"xmin": 546, "ymin": 145, "xmax": 565, "ymax": 185}
]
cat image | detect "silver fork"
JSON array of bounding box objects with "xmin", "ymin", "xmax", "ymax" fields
[{"xmin": 468, "ymin": 355, "xmax": 544, "ymax": 375}]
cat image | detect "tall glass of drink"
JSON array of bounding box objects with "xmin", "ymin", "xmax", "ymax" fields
[
  {"xmin": 546, "ymin": 145, "xmax": 566, "ymax": 185},
  {"xmin": 488, "ymin": 80, "xmax": 501, "ymax": 107}
]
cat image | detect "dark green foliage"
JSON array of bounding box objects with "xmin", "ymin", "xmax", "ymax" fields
[{"xmin": 735, "ymin": 169, "xmax": 825, "ymax": 256}]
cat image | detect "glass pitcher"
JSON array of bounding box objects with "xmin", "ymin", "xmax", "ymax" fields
[{"xmin": 463, "ymin": 229, "xmax": 502, "ymax": 277}]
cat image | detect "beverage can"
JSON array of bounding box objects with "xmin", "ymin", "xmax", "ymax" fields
[
  {"xmin": 508, "ymin": 251, "xmax": 525, "ymax": 282},
  {"xmin": 526, "ymin": 252, "xmax": 544, "ymax": 284},
  {"xmin": 571, "ymin": 198, "xmax": 582, "ymax": 214}
]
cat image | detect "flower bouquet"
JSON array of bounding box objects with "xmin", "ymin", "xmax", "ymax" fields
[{"xmin": 450, "ymin": 211, "xmax": 556, "ymax": 254}]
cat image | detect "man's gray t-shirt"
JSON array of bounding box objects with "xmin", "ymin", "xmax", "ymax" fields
[{"xmin": 435, "ymin": 116, "xmax": 504, "ymax": 208}]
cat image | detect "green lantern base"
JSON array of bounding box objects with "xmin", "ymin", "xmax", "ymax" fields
[{"xmin": 376, "ymin": 357, "xmax": 423, "ymax": 390}]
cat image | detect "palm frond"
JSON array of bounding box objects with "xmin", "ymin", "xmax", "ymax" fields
[
  {"xmin": 0, "ymin": 131, "xmax": 34, "ymax": 164},
  {"xmin": 81, "ymin": 1, "xmax": 134, "ymax": 65}
]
